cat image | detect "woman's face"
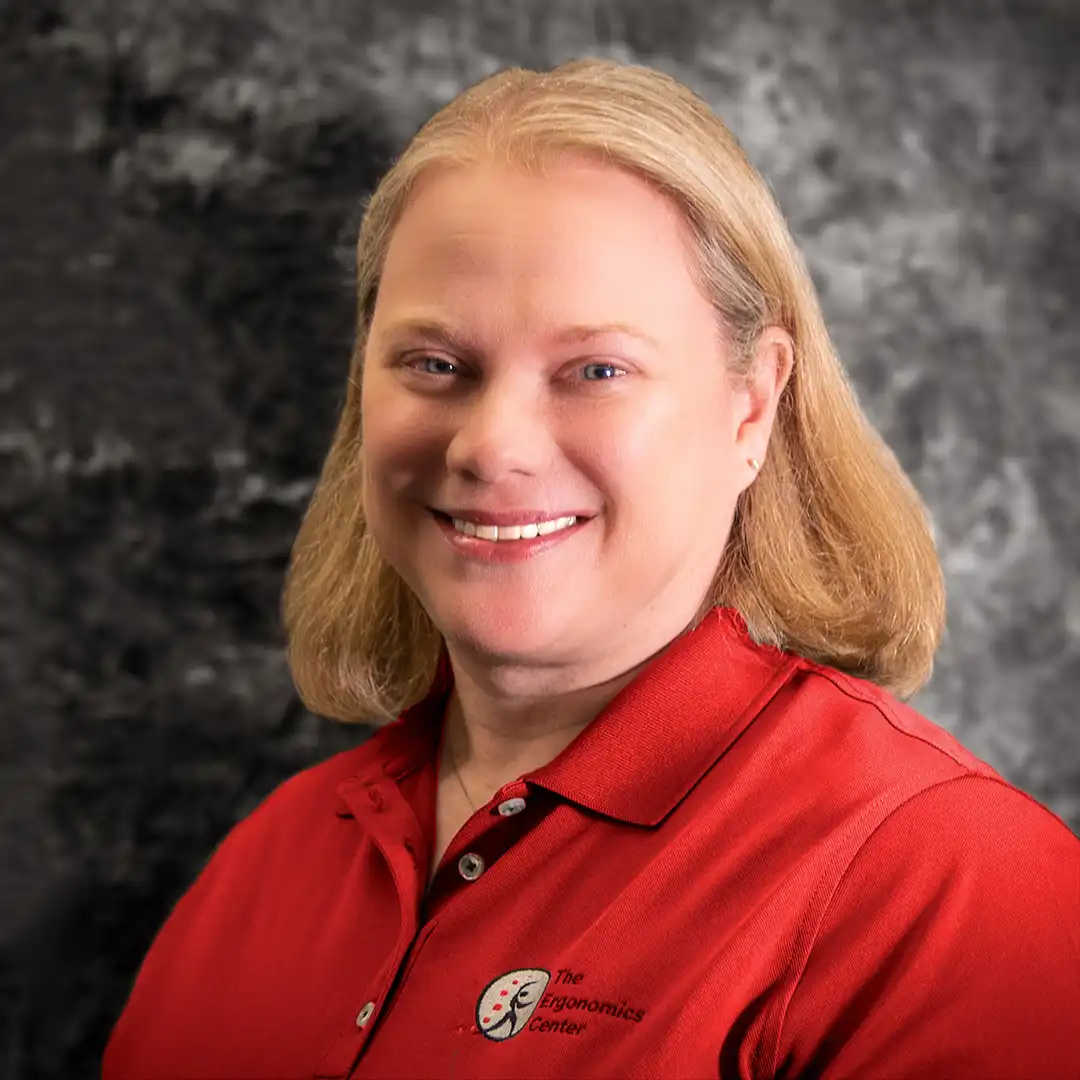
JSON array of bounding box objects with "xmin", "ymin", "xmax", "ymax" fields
[{"xmin": 361, "ymin": 157, "xmax": 771, "ymax": 669}]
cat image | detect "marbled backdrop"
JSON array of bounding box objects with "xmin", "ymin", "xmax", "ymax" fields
[{"xmin": 1, "ymin": 0, "xmax": 1077, "ymax": 1075}]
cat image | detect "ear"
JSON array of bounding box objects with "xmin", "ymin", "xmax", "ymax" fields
[{"xmin": 732, "ymin": 326, "xmax": 794, "ymax": 482}]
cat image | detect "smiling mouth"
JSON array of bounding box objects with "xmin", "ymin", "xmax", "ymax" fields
[{"xmin": 430, "ymin": 509, "xmax": 583, "ymax": 541}]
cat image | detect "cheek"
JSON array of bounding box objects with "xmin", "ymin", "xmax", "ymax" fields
[
  {"xmin": 363, "ymin": 379, "xmax": 431, "ymax": 453},
  {"xmin": 361, "ymin": 390, "xmax": 433, "ymax": 489},
  {"xmin": 606, "ymin": 400, "xmax": 709, "ymax": 485},
  {"xmin": 613, "ymin": 412, "xmax": 733, "ymax": 530},
  {"xmin": 359, "ymin": 424, "xmax": 407, "ymax": 526}
]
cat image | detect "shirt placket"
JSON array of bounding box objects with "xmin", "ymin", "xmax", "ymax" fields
[
  {"xmin": 423, "ymin": 778, "xmax": 533, "ymax": 911},
  {"xmin": 317, "ymin": 773, "xmax": 426, "ymax": 1079},
  {"xmin": 339, "ymin": 780, "xmax": 538, "ymax": 1076}
]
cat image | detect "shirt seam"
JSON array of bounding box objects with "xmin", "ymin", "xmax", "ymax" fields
[
  {"xmin": 765, "ymin": 771, "xmax": 1075, "ymax": 1078},
  {"xmin": 765, "ymin": 776, "xmax": 966, "ymax": 1078},
  {"xmin": 795, "ymin": 663, "xmax": 988, "ymax": 774}
]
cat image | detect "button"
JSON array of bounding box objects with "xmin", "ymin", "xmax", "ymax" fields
[
  {"xmin": 356, "ymin": 1001, "xmax": 375, "ymax": 1028},
  {"xmin": 496, "ymin": 797, "xmax": 526, "ymax": 816},
  {"xmin": 458, "ymin": 852, "xmax": 485, "ymax": 880}
]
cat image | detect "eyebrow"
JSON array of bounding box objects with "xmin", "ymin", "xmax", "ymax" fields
[{"xmin": 376, "ymin": 317, "xmax": 661, "ymax": 354}]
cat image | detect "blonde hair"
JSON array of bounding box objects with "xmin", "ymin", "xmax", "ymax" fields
[{"xmin": 282, "ymin": 57, "xmax": 946, "ymax": 724}]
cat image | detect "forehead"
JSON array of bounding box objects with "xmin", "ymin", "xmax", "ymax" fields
[{"xmin": 376, "ymin": 161, "xmax": 703, "ymax": 319}]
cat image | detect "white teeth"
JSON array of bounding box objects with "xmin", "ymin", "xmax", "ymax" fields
[
  {"xmin": 536, "ymin": 518, "xmax": 573, "ymax": 536},
  {"xmin": 452, "ymin": 516, "xmax": 578, "ymax": 541}
]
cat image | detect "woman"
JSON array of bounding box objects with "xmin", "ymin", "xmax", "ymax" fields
[{"xmin": 102, "ymin": 58, "xmax": 1079, "ymax": 1079}]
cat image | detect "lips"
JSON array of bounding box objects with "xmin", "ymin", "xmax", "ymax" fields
[
  {"xmin": 428, "ymin": 507, "xmax": 591, "ymax": 562},
  {"xmin": 430, "ymin": 508, "xmax": 593, "ymax": 527}
]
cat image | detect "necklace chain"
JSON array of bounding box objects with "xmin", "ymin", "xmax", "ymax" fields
[{"xmin": 446, "ymin": 725, "xmax": 478, "ymax": 814}]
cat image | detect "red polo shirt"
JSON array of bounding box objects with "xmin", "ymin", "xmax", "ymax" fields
[{"xmin": 102, "ymin": 606, "xmax": 1080, "ymax": 1079}]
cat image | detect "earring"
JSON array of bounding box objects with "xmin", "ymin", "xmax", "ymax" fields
[{"xmin": 749, "ymin": 457, "xmax": 761, "ymax": 470}]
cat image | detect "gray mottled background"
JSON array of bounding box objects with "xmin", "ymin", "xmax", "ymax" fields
[{"xmin": 1, "ymin": 0, "xmax": 1077, "ymax": 1075}]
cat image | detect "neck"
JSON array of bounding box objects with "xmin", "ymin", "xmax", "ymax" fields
[
  {"xmin": 439, "ymin": 693, "xmax": 584, "ymax": 802},
  {"xmin": 438, "ymin": 652, "xmax": 656, "ymax": 801},
  {"xmin": 436, "ymin": 604, "xmax": 711, "ymax": 798}
]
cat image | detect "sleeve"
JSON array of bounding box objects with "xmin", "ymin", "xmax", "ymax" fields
[{"xmin": 772, "ymin": 774, "xmax": 1080, "ymax": 1080}]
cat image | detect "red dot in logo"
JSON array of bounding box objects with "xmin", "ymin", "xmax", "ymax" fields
[
  {"xmin": 493, "ymin": 1004, "xmax": 503, "ymax": 1011},
  {"xmin": 482, "ymin": 1016, "xmax": 490, "ymax": 1024},
  {"xmin": 513, "ymin": 979, "xmax": 519, "ymax": 984},
  {"xmin": 500, "ymin": 990, "xmax": 508, "ymax": 996}
]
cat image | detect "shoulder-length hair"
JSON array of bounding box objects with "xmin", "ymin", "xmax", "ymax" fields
[{"xmin": 281, "ymin": 57, "xmax": 946, "ymax": 724}]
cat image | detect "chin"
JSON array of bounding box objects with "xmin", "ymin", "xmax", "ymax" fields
[{"xmin": 433, "ymin": 599, "xmax": 572, "ymax": 663}]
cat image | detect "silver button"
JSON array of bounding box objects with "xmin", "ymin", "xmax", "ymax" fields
[
  {"xmin": 356, "ymin": 1001, "xmax": 375, "ymax": 1028},
  {"xmin": 458, "ymin": 852, "xmax": 485, "ymax": 880},
  {"xmin": 497, "ymin": 797, "xmax": 527, "ymax": 816}
]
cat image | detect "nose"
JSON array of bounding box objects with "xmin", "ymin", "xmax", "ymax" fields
[{"xmin": 444, "ymin": 376, "xmax": 553, "ymax": 482}]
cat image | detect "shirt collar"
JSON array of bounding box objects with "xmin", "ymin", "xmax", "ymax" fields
[{"xmin": 338, "ymin": 605, "xmax": 801, "ymax": 826}]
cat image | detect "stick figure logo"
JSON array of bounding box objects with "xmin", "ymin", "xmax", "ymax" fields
[{"xmin": 475, "ymin": 969, "xmax": 550, "ymax": 1041}]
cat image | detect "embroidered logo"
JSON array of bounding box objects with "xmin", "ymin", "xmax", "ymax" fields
[
  {"xmin": 475, "ymin": 968, "xmax": 647, "ymax": 1041},
  {"xmin": 476, "ymin": 969, "xmax": 550, "ymax": 1041}
]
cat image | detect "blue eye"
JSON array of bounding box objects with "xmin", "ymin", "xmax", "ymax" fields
[
  {"xmin": 581, "ymin": 363, "xmax": 624, "ymax": 381},
  {"xmin": 415, "ymin": 356, "xmax": 457, "ymax": 376}
]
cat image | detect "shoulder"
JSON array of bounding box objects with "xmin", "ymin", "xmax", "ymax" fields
[
  {"xmin": 771, "ymin": 730, "xmax": 1080, "ymax": 1077},
  {"xmin": 837, "ymin": 771, "xmax": 1080, "ymax": 909},
  {"xmin": 786, "ymin": 658, "xmax": 1002, "ymax": 781},
  {"xmin": 790, "ymin": 773, "xmax": 1079, "ymax": 1074},
  {"xmin": 800, "ymin": 660, "xmax": 1078, "ymax": 840},
  {"xmin": 752, "ymin": 656, "xmax": 1041, "ymax": 843},
  {"xmin": 759, "ymin": 656, "xmax": 1077, "ymax": 887}
]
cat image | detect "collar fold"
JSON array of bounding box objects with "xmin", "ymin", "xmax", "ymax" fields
[{"xmin": 525, "ymin": 606, "xmax": 799, "ymax": 825}]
